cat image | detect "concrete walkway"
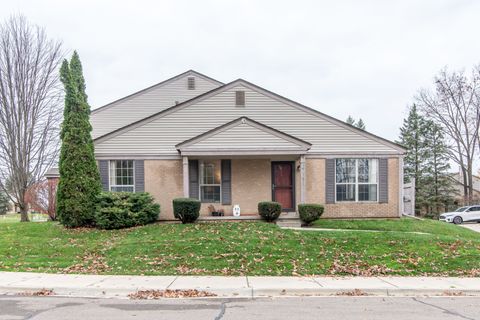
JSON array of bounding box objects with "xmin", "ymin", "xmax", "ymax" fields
[
  {"xmin": 1, "ymin": 272, "xmax": 480, "ymax": 299},
  {"xmin": 461, "ymin": 223, "xmax": 480, "ymax": 233}
]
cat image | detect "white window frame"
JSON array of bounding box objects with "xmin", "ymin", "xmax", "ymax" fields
[
  {"xmin": 198, "ymin": 160, "xmax": 221, "ymax": 203},
  {"xmin": 335, "ymin": 158, "xmax": 379, "ymax": 203},
  {"xmin": 109, "ymin": 160, "xmax": 135, "ymax": 192}
]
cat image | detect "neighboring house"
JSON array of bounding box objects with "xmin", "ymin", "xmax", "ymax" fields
[
  {"xmin": 450, "ymin": 171, "xmax": 480, "ymax": 206},
  {"xmin": 56, "ymin": 70, "xmax": 407, "ymax": 220}
]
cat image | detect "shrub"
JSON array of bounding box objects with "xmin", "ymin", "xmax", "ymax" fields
[
  {"xmin": 258, "ymin": 201, "xmax": 282, "ymax": 222},
  {"xmin": 95, "ymin": 192, "xmax": 160, "ymax": 229},
  {"xmin": 172, "ymin": 198, "xmax": 201, "ymax": 223},
  {"xmin": 298, "ymin": 203, "xmax": 324, "ymax": 225}
]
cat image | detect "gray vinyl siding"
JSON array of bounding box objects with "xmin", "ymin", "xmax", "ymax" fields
[
  {"xmin": 90, "ymin": 73, "xmax": 221, "ymax": 139},
  {"xmin": 378, "ymin": 158, "xmax": 388, "ymax": 203},
  {"xmin": 134, "ymin": 160, "xmax": 145, "ymax": 192},
  {"xmin": 99, "ymin": 160, "xmax": 109, "ymax": 191},
  {"xmin": 185, "ymin": 122, "xmax": 302, "ymax": 150},
  {"xmin": 95, "ymin": 85, "xmax": 400, "ymax": 156},
  {"xmin": 325, "ymin": 159, "xmax": 335, "ymax": 204}
]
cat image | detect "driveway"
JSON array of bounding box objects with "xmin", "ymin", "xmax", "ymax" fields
[{"xmin": 461, "ymin": 223, "xmax": 480, "ymax": 233}]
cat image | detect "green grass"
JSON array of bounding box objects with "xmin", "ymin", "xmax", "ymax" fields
[
  {"xmin": 0, "ymin": 213, "xmax": 49, "ymax": 223},
  {"xmin": 0, "ymin": 220, "xmax": 479, "ymax": 276},
  {"xmin": 312, "ymin": 218, "xmax": 480, "ymax": 239}
]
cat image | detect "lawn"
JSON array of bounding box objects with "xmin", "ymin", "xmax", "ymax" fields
[
  {"xmin": 0, "ymin": 213, "xmax": 49, "ymax": 223},
  {"xmin": 312, "ymin": 217, "xmax": 479, "ymax": 239},
  {"xmin": 0, "ymin": 219, "xmax": 479, "ymax": 276}
]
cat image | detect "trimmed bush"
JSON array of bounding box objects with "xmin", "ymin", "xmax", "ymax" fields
[
  {"xmin": 298, "ymin": 203, "xmax": 324, "ymax": 225},
  {"xmin": 172, "ymin": 198, "xmax": 201, "ymax": 223},
  {"xmin": 258, "ymin": 201, "xmax": 282, "ymax": 222},
  {"xmin": 95, "ymin": 192, "xmax": 160, "ymax": 229}
]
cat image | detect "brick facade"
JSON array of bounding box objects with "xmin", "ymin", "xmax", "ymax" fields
[{"xmin": 144, "ymin": 157, "xmax": 401, "ymax": 220}]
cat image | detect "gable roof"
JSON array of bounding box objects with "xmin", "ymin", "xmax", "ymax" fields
[
  {"xmin": 176, "ymin": 117, "xmax": 311, "ymax": 155},
  {"xmin": 92, "ymin": 70, "xmax": 223, "ymax": 115},
  {"xmin": 94, "ymin": 78, "xmax": 405, "ymax": 154}
]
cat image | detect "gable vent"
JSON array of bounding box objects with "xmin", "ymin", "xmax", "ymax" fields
[
  {"xmin": 187, "ymin": 77, "xmax": 195, "ymax": 90},
  {"xmin": 235, "ymin": 91, "xmax": 245, "ymax": 107}
]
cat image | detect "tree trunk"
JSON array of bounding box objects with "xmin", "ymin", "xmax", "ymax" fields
[
  {"xmin": 467, "ymin": 161, "xmax": 474, "ymax": 205},
  {"xmin": 461, "ymin": 166, "xmax": 468, "ymax": 205},
  {"xmin": 19, "ymin": 205, "xmax": 29, "ymax": 222}
]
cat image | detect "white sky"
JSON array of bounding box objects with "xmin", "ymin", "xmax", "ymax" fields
[{"xmin": 1, "ymin": 0, "xmax": 480, "ymax": 141}]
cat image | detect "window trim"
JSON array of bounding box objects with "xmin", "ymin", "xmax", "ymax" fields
[
  {"xmin": 109, "ymin": 160, "xmax": 135, "ymax": 192},
  {"xmin": 198, "ymin": 160, "xmax": 222, "ymax": 203},
  {"xmin": 334, "ymin": 158, "xmax": 379, "ymax": 203}
]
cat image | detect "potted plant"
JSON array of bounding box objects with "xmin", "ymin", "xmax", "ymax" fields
[{"xmin": 208, "ymin": 205, "xmax": 225, "ymax": 216}]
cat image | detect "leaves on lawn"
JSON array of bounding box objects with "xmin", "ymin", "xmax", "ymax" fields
[
  {"xmin": 64, "ymin": 252, "xmax": 110, "ymax": 274},
  {"xmin": 128, "ymin": 289, "xmax": 217, "ymax": 299}
]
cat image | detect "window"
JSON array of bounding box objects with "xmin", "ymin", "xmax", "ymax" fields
[
  {"xmin": 335, "ymin": 159, "xmax": 378, "ymax": 202},
  {"xmin": 187, "ymin": 77, "xmax": 195, "ymax": 90},
  {"xmin": 235, "ymin": 91, "xmax": 245, "ymax": 106},
  {"xmin": 199, "ymin": 160, "xmax": 221, "ymax": 202},
  {"xmin": 110, "ymin": 160, "xmax": 134, "ymax": 192}
]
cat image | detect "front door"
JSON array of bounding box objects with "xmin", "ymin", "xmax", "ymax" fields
[{"xmin": 271, "ymin": 161, "xmax": 295, "ymax": 211}]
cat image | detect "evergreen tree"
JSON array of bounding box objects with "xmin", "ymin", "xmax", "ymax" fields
[
  {"xmin": 422, "ymin": 121, "xmax": 454, "ymax": 215},
  {"xmin": 356, "ymin": 118, "xmax": 366, "ymax": 130},
  {"xmin": 346, "ymin": 116, "xmax": 366, "ymax": 130},
  {"xmin": 57, "ymin": 52, "xmax": 101, "ymax": 228},
  {"xmin": 346, "ymin": 115, "xmax": 355, "ymax": 125},
  {"xmin": 397, "ymin": 105, "xmax": 430, "ymax": 214},
  {"xmin": 0, "ymin": 192, "xmax": 9, "ymax": 214}
]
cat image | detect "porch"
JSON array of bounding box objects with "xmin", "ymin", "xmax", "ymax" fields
[{"xmin": 175, "ymin": 117, "xmax": 312, "ymax": 218}]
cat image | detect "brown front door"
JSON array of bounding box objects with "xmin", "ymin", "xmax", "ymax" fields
[{"xmin": 271, "ymin": 161, "xmax": 295, "ymax": 211}]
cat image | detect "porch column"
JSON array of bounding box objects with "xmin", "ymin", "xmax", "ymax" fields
[
  {"xmin": 300, "ymin": 155, "xmax": 306, "ymax": 204},
  {"xmin": 182, "ymin": 156, "xmax": 189, "ymax": 197}
]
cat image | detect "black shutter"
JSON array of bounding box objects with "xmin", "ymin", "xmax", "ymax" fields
[
  {"xmin": 99, "ymin": 160, "xmax": 109, "ymax": 191},
  {"xmin": 134, "ymin": 160, "xmax": 145, "ymax": 192},
  {"xmin": 325, "ymin": 159, "xmax": 335, "ymax": 204},
  {"xmin": 189, "ymin": 160, "xmax": 199, "ymax": 199},
  {"xmin": 378, "ymin": 158, "xmax": 389, "ymax": 203},
  {"xmin": 221, "ymin": 160, "xmax": 232, "ymax": 205}
]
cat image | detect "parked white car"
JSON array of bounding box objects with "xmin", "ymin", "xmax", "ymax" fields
[{"xmin": 439, "ymin": 205, "xmax": 480, "ymax": 224}]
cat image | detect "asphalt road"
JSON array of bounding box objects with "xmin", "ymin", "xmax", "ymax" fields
[{"xmin": 1, "ymin": 296, "xmax": 479, "ymax": 320}]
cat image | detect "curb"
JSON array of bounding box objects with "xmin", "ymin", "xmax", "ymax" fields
[{"xmin": 2, "ymin": 286, "xmax": 479, "ymax": 299}]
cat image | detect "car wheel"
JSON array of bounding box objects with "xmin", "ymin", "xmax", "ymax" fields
[{"xmin": 453, "ymin": 216, "xmax": 463, "ymax": 225}]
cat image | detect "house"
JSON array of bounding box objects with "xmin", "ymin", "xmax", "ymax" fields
[
  {"xmin": 450, "ymin": 171, "xmax": 480, "ymax": 206},
  {"xmin": 70, "ymin": 70, "xmax": 406, "ymax": 220}
]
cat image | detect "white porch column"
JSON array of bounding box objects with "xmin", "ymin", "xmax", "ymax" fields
[
  {"xmin": 182, "ymin": 156, "xmax": 189, "ymax": 197},
  {"xmin": 300, "ymin": 155, "xmax": 306, "ymax": 204}
]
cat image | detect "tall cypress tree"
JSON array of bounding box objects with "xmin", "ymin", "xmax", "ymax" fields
[{"xmin": 57, "ymin": 52, "xmax": 101, "ymax": 228}]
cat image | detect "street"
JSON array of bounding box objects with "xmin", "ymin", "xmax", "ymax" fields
[{"xmin": 1, "ymin": 296, "xmax": 479, "ymax": 320}]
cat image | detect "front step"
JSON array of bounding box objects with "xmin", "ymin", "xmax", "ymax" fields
[{"xmin": 276, "ymin": 219, "xmax": 302, "ymax": 228}]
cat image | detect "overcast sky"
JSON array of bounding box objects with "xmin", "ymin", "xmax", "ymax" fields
[{"xmin": 1, "ymin": 0, "xmax": 480, "ymax": 141}]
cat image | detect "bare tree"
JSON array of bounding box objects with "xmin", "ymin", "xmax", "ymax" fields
[
  {"xmin": 417, "ymin": 67, "xmax": 480, "ymax": 205},
  {"xmin": 25, "ymin": 178, "xmax": 58, "ymax": 220},
  {"xmin": 0, "ymin": 16, "xmax": 63, "ymax": 222}
]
